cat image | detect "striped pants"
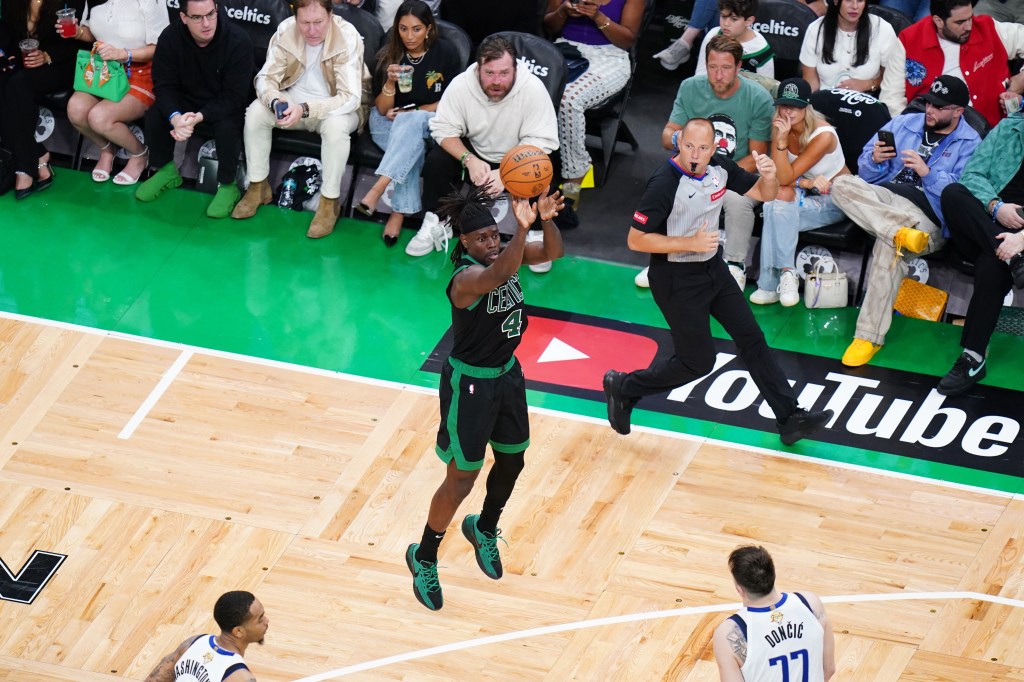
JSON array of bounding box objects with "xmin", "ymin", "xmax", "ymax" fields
[{"xmin": 555, "ymin": 39, "xmax": 631, "ymax": 180}]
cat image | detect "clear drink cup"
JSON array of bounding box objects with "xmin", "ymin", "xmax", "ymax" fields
[
  {"xmin": 57, "ymin": 8, "xmax": 78, "ymax": 38},
  {"xmin": 398, "ymin": 65, "xmax": 414, "ymax": 93}
]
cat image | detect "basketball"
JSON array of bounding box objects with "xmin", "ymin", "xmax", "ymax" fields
[{"xmin": 499, "ymin": 144, "xmax": 553, "ymax": 199}]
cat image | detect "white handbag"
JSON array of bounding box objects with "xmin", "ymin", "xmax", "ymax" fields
[{"xmin": 804, "ymin": 261, "xmax": 848, "ymax": 309}]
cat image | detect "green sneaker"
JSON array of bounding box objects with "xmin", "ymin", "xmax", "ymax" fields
[
  {"xmin": 405, "ymin": 544, "xmax": 443, "ymax": 610},
  {"xmin": 461, "ymin": 514, "xmax": 505, "ymax": 580},
  {"xmin": 207, "ymin": 183, "xmax": 242, "ymax": 219},
  {"xmin": 135, "ymin": 162, "xmax": 182, "ymax": 202}
]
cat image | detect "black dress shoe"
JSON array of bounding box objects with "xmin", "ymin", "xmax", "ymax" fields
[
  {"xmin": 1009, "ymin": 254, "xmax": 1024, "ymax": 289},
  {"xmin": 382, "ymin": 233, "xmax": 398, "ymax": 248},
  {"xmin": 355, "ymin": 202, "xmax": 376, "ymax": 218},
  {"xmin": 14, "ymin": 185, "xmax": 34, "ymax": 201},
  {"xmin": 603, "ymin": 370, "xmax": 637, "ymax": 435},
  {"xmin": 778, "ymin": 408, "xmax": 834, "ymax": 445}
]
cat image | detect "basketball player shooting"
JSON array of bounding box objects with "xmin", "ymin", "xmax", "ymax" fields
[{"xmin": 405, "ymin": 183, "xmax": 563, "ymax": 611}]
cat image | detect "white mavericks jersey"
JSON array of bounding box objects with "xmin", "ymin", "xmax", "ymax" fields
[
  {"xmin": 174, "ymin": 635, "xmax": 249, "ymax": 682},
  {"xmin": 733, "ymin": 592, "xmax": 824, "ymax": 682}
]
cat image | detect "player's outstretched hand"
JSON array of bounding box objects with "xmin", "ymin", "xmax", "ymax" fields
[
  {"xmin": 535, "ymin": 185, "xmax": 564, "ymax": 222},
  {"xmin": 512, "ymin": 196, "xmax": 538, "ymax": 230}
]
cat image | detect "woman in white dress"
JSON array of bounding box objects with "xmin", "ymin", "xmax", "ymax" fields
[
  {"xmin": 799, "ymin": 0, "xmax": 896, "ymax": 93},
  {"xmin": 61, "ymin": 0, "xmax": 167, "ymax": 184}
]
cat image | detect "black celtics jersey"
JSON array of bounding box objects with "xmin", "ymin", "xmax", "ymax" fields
[{"xmin": 447, "ymin": 255, "xmax": 527, "ymax": 368}]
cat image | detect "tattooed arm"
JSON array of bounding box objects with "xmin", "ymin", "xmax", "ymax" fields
[
  {"xmin": 143, "ymin": 636, "xmax": 202, "ymax": 682},
  {"xmin": 712, "ymin": 618, "xmax": 747, "ymax": 682},
  {"xmin": 804, "ymin": 592, "xmax": 836, "ymax": 680}
]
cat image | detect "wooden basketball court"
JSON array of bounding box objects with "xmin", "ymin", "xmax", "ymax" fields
[{"xmin": 2, "ymin": 314, "xmax": 1023, "ymax": 681}]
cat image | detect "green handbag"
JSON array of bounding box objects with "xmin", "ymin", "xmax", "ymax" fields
[{"xmin": 73, "ymin": 47, "xmax": 129, "ymax": 101}]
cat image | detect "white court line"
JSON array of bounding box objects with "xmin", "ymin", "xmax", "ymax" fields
[
  {"xmin": 292, "ymin": 591, "xmax": 1024, "ymax": 681},
  {"xmin": 117, "ymin": 350, "xmax": 193, "ymax": 440},
  {"xmin": 1, "ymin": 309, "xmax": 1018, "ymax": 499}
]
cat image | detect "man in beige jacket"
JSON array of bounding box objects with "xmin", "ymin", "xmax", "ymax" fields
[{"xmin": 232, "ymin": 0, "xmax": 364, "ymax": 238}]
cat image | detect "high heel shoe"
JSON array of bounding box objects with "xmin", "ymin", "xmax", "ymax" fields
[
  {"xmin": 35, "ymin": 161, "xmax": 55, "ymax": 193},
  {"xmin": 113, "ymin": 145, "xmax": 149, "ymax": 186},
  {"xmin": 14, "ymin": 172, "xmax": 34, "ymax": 201},
  {"xmin": 382, "ymin": 233, "xmax": 399, "ymax": 248},
  {"xmin": 92, "ymin": 142, "xmax": 115, "ymax": 182},
  {"xmin": 355, "ymin": 201, "xmax": 377, "ymax": 218}
]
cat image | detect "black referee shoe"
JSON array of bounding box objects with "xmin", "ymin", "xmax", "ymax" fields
[
  {"xmin": 778, "ymin": 408, "xmax": 834, "ymax": 445},
  {"xmin": 603, "ymin": 370, "xmax": 636, "ymax": 435}
]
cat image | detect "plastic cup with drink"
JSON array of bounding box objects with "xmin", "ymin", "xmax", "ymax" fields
[
  {"xmin": 57, "ymin": 8, "xmax": 78, "ymax": 38},
  {"xmin": 19, "ymin": 39, "xmax": 39, "ymax": 64},
  {"xmin": 397, "ymin": 65, "xmax": 414, "ymax": 94}
]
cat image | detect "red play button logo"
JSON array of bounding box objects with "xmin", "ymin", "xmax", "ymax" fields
[{"xmin": 517, "ymin": 315, "xmax": 659, "ymax": 391}]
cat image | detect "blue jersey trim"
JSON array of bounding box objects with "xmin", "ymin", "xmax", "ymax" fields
[
  {"xmin": 745, "ymin": 592, "xmax": 788, "ymax": 613},
  {"xmin": 794, "ymin": 591, "xmax": 814, "ymax": 614},
  {"xmin": 208, "ymin": 635, "xmax": 237, "ymax": 657},
  {"xmin": 728, "ymin": 613, "xmax": 747, "ymax": 639}
]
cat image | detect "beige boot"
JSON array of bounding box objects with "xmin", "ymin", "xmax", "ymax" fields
[
  {"xmin": 307, "ymin": 196, "xmax": 340, "ymax": 238},
  {"xmin": 231, "ymin": 179, "xmax": 272, "ymax": 219}
]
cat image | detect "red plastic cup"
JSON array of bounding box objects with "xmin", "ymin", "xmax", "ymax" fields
[{"xmin": 57, "ymin": 8, "xmax": 77, "ymax": 38}]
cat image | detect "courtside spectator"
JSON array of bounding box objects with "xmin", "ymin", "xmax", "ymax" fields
[
  {"xmin": 879, "ymin": 0, "xmax": 1024, "ymax": 127},
  {"xmin": 694, "ymin": 0, "xmax": 775, "ymax": 81},
  {"xmin": 833, "ymin": 75, "xmax": 980, "ymax": 368},
  {"xmin": 232, "ymin": 0, "xmax": 364, "ymax": 239},
  {"xmin": 974, "ymin": 0, "xmax": 1024, "ymax": 24},
  {"xmin": 410, "ymin": 36, "xmax": 559, "ymax": 266},
  {"xmin": 800, "ymin": 0, "xmax": 896, "ymax": 93},
  {"xmin": 374, "ymin": 0, "xmax": 438, "ymax": 30},
  {"xmin": 135, "ymin": 0, "xmax": 253, "ymax": 218},
  {"xmin": 936, "ymin": 108, "xmax": 1024, "ymax": 396},
  {"xmin": 543, "ymin": 0, "xmax": 644, "ymax": 209}
]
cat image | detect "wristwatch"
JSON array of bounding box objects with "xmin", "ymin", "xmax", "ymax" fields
[{"xmin": 301, "ymin": 102, "xmax": 310, "ymax": 118}]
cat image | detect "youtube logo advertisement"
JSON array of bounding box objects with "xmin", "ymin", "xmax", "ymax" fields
[{"xmin": 422, "ymin": 307, "xmax": 1024, "ymax": 476}]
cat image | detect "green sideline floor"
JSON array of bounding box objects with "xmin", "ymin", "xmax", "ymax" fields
[{"xmin": 2, "ymin": 170, "xmax": 1022, "ymax": 493}]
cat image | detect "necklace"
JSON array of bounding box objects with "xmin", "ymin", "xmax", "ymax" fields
[{"xmin": 405, "ymin": 50, "xmax": 425, "ymax": 65}]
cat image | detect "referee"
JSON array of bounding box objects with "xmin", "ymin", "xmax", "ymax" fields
[
  {"xmin": 406, "ymin": 184, "xmax": 564, "ymax": 611},
  {"xmin": 603, "ymin": 118, "xmax": 833, "ymax": 445}
]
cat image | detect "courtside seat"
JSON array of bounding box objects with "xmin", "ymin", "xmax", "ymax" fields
[
  {"xmin": 493, "ymin": 31, "xmax": 567, "ymax": 106},
  {"xmin": 753, "ymin": 0, "xmax": 818, "ymax": 80},
  {"xmin": 867, "ymin": 4, "xmax": 912, "ymax": 35}
]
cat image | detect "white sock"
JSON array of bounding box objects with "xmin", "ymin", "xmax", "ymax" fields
[{"xmin": 964, "ymin": 349, "xmax": 983, "ymax": 363}]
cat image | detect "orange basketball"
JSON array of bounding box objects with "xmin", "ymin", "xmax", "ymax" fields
[{"xmin": 499, "ymin": 144, "xmax": 553, "ymax": 199}]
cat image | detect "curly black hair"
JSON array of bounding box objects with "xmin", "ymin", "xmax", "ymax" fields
[{"xmin": 436, "ymin": 184, "xmax": 498, "ymax": 266}]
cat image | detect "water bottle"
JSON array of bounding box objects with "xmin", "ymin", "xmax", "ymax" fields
[{"xmin": 278, "ymin": 177, "xmax": 297, "ymax": 209}]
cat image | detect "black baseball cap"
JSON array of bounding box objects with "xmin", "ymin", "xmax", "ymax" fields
[
  {"xmin": 774, "ymin": 78, "xmax": 812, "ymax": 108},
  {"xmin": 921, "ymin": 75, "xmax": 969, "ymax": 108}
]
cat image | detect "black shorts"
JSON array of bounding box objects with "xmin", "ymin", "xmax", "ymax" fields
[{"xmin": 435, "ymin": 356, "xmax": 530, "ymax": 471}]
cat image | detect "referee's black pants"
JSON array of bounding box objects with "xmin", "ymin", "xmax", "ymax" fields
[
  {"xmin": 941, "ymin": 183, "xmax": 1015, "ymax": 355},
  {"xmin": 620, "ymin": 254, "xmax": 799, "ymax": 422}
]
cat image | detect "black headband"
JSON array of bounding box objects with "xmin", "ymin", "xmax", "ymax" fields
[{"xmin": 458, "ymin": 203, "xmax": 497, "ymax": 234}]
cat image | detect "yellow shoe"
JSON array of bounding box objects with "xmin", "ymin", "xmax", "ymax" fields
[
  {"xmin": 842, "ymin": 339, "xmax": 882, "ymax": 367},
  {"xmin": 893, "ymin": 227, "xmax": 929, "ymax": 256}
]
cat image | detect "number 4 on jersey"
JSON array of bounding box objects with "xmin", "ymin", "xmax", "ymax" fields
[{"xmin": 501, "ymin": 309, "xmax": 523, "ymax": 338}]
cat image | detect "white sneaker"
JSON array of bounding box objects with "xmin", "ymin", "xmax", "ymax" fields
[
  {"xmin": 728, "ymin": 264, "xmax": 746, "ymax": 291},
  {"xmin": 635, "ymin": 266, "xmax": 650, "ymax": 288},
  {"xmin": 653, "ymin": 40, "xmax": 691, "ymax": 71},
  {"xmin": 779, "ymin": 270, "xmax": 800, "ymax": 307},
  {"xmin": 749, "ymin": 288, "xmax": 780, "ymax": 305},
  {"xmin": 526, "ymin": 231, "xmax": 551, "ymax": 273},
  {"xmin": 406, "ymin": 211, "xmax": 452, "ymax": 257}
]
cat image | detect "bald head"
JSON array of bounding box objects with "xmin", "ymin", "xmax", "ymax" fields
[{"xmin": 677, "ymin": 118, "xmax": 717, "ymax": 174}]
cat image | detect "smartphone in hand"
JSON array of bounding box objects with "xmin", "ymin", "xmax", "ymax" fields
[
  {"xmin": 1017, "ymin": 206, "xmax": 1024, "ymax": 220},
  {"xmin": 274, "ymin": 101, "xmax": 288, "ymax": 120},
  {"xmin": 877, "ymin": 129, "xmax": 896, "ymax": 151}
]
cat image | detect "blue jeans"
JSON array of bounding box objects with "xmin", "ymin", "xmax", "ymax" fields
[
  {"xmin": 758, "ymin": 191, "xmax": 845, "ymax": 291},
  {"xmin": 368, "ymin": 107, "xmax": 435, "ymax": 214},
  {"xmin": 689, "ymin": 0, "xmax": 719, "ymax": 31},
  {"xmin": 878, "ymin": 0, "xmax": 930, "ymax": 22}
]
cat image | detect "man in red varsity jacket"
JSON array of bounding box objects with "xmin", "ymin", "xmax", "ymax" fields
[{"xmin": 879, "ymin": 0, "xmax": 1024, "ymax": 128}]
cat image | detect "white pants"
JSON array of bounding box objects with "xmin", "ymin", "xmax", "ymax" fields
[
  {"xmin": 556, "ymin": 39, "xmax": 631, "ymax": 180},
  {"xmin": 242, "ymin": 100, "xmax": 359, "ymax": 199}
]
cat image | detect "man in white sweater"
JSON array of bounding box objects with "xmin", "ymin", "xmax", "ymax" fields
[{"xmin": 405, "ymin": 35, "xmax": 559, "ymax": 260}]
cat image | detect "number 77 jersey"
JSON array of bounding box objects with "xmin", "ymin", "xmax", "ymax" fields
[{"xmin": 733, "ymin": 592, "xmax": 825, "ymax": 682}]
